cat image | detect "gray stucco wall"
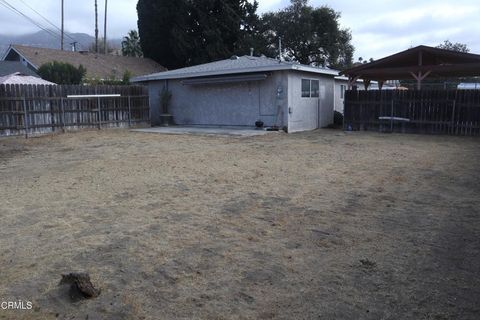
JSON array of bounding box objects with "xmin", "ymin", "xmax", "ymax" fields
[
  {"xmin": 334, "ymin": 80, "xmax": 347, "ymax": 114},
  {"xmin": 148, "ymin": 71, "xmax": 289, "ymax": 128},
  {"xmin": 287, "ymin": 71, "xmax": 334, "ymax": 132}
]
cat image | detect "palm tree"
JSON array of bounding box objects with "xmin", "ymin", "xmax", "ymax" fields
[{"xmin": 121, "ymin": 30, "xmax": 143, "ymax": 57}]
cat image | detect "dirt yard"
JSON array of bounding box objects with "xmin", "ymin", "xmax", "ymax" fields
[{"xmin": 0, "ymin": 129, "xmax": 479, "ymax": 320}]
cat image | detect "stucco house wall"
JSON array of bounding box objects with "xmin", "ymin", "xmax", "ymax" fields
[
  {"xmin": 334, "ymin": 79, "xmax": 348, "ymax": 114},
  {"xmin": 139, "ymin": 55, "xmax": 339, "ymax": 133},
  {"xmin": 288, "ymin": 71, "xmax": 334, "ymax": 132}
]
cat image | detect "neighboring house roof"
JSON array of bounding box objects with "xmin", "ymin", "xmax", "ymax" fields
[
  {"xmin": 2, "ymin": 45, "xmax": 166, "ymax": 80},
  {"xmin": 0, "ymin": 72, "xmax": 56, "ymax": 85},
  {"xmin": 0, "ymin": 61, "xmax": 39, "ymax": 77},
  {"xmin": 132, "ymin": 55, "xmax": 339, "ymax": 82},
  {"xmin": 335, "ymin": 76, "xmax": 363, "ymax": 83}
]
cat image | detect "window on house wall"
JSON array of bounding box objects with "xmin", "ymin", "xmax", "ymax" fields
[
  {"xmin": 340, "ymin": 84, "xmax": 346, "ymax": 99},
  {"xmin": 301, "ymin": 79, "xmax": 311, "ymax": 97},
  {"xmin": 311, "ymin": 80, "xmax": 319, "ymax": 97},
  {"xmin": 302, "ymin": 79, "xmax": 320, "ymax": 98}
]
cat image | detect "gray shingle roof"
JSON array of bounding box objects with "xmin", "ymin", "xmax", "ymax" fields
[
  {"xmin": 132, "ymin": 55, "xmax": 339, "ymax": 82},
  {"xmin": 0, "ymin": 61, "xmax": 39, "ymax": 77}
]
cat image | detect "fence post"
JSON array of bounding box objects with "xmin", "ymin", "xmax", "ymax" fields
[
  {"xmin": 60, "ymin": 97, "xmax": 66, "ymax": 133},
  {"xmin": 128, "ymin": 96, "xmax": 132, "ymax": 127},
  {"xmin": 97, "ymin": 97, "xmax": 101, "ymax": 130},
  {"xmin": 22, "ymin": 98, "xmax": 28, "ymax": 139},
  {"xmin": 450, "ymin": 100, "xmax": 456, "ymax": 135},
  {"xmin": 390, "ymin": 99, "xmax": 394, "ymax": 132}
]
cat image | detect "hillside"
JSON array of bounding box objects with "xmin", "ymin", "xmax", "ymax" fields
[{"xmin": 0, "ymin": 30, "xmax": 122, "ymax": 56}]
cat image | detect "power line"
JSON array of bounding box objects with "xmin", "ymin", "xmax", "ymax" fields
[
  {"xmin": 0, "ymin": 0, "xmax": 63, "ymax": 43},
  {"xmin": 0, "ymin": 0, "xmax": 88, "ymax": 51},
  {"xmin": 15, "ymin": 0, "xmax": 87, "ymax": 49}
]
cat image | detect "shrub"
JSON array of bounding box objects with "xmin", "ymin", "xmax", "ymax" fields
[{"xmin": 37, "ymin": 61, "xmax": 86, "ymax": 85}]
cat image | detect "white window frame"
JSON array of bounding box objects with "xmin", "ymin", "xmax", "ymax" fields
[{"xmin": 301, "ymin": 79, "xmax": 320, "ymax": 98}]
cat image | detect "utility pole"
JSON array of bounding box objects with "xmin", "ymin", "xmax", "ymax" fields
[
  {"xmin": 103, "ymin": 0, "xmax": 108, "ymax": 54},
  {"xmin": 95, "ymin": 0, "xmax": 99, "ymax": 53},
  {"xmin": 278, "ymin": 38, "xmax": 282, "ymax": 61},
  {"xmin": 61, "ymin": 0, "xmax": 64, "ymax": 50}
]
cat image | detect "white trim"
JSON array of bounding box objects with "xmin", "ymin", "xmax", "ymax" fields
[{"xmin": 66, "ymin": 94, "xmax": 121, "ymax": 98}]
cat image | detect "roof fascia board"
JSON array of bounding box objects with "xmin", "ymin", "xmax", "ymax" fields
[
  {"xmin": 132, "ymin": 64, "xmax": 337, "ymax": 82},
  {"xmin": 0, "ymin": 45, "xmax": 13, "ymax": 60}
]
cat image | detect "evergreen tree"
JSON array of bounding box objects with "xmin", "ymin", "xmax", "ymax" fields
[{"xmin": 137, "ymin": 0, "xmax": 260, "ymax": 69}]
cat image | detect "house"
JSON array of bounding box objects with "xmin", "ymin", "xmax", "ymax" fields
[
  {"xmin": 2, "ymin": 45, "xmax": 166, "ymax": 81},
  {"xmin": 0, "ymin": 61, "xmax": 40, "ymax": 78},
  {"xmin": 132, "ymin": 55, "xmax": 338, "ymax": 133},
  {"xmin": 0, "ymin": 72, "xmax": 56, "ymax": 85}
]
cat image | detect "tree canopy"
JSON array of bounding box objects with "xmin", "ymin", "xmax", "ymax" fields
[
  {"xmin": 137, "ymin": 0, "xmax": 259, "ymax": 69},
  {"xmin": 260, "ymin": 0, "xmax": 354, "ymax": 69},
  {"xmin": 37, "ymin": 61, "xmax": 86, "ymax": 85},
  {"xmin": 136, "ymin": 0, "xmax": 354, "ymax": 70},
  {"xmin": 437, "ymin": 40, "xmax": 470, "ymax": 53}
]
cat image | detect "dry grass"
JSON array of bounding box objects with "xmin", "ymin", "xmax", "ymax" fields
[{"xmin": 0, "ymin": 129, "xmax": 479, "ymax": 319}]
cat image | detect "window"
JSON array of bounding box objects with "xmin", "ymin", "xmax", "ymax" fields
[
  {"xmin": 301, "ymin": 79, "xmax": 311, "ymax": 97},
  {"xmin": 340, "ymin": 85, "xmax": 346, "ymax": 99},
  {"xmin": 302, "ymin": 79, "xmax": 320, "ymax": 98},
  {"xmin": 311, "ymin": 80, "xmax": 319, "ymax": 97}
]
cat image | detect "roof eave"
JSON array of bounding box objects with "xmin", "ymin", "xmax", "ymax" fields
[{"xmin": 132, "ymin": 64, "xmax": 338, "ymax": 82}]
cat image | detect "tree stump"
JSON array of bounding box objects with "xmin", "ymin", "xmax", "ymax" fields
[{"xmin": 59, "ymin": 273, "xmax": 101, "ymax": 301}]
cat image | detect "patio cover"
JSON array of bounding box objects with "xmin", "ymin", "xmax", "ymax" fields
[{"xmin": 340, "ymin": 45, "xmax": 480, "ymax": 90}]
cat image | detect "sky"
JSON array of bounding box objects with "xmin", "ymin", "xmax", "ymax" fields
[{"xmin": 0, "ymin": 0, "xmax": 479, "ymax": 60}]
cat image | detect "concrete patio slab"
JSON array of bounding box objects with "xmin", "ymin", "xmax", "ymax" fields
[{"xmin": 132, "ymin": 126, "xmax": 276, "ymax": 137}]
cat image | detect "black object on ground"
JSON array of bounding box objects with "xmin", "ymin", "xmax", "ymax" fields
[{"xmin": 59, "ymin": 273, "xmax": 101, "ymax": 301}]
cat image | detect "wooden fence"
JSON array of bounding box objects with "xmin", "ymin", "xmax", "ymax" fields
[
  {"xmin": 344, "ymin": 90, "xmax": 480, "ymax": 136},
  {"xmin": 0, "ymin": 84, "xmax": 150, "ymax": 137}
]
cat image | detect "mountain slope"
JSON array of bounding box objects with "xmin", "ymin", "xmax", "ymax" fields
[{"xmin": 0, "ymin": 30, "xmax": 122, "ymax": 56}]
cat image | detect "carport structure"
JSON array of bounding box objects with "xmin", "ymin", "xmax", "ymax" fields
[{"xmin": 341, "ymin": 45, "xmax": 480, "ymax": 90}]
